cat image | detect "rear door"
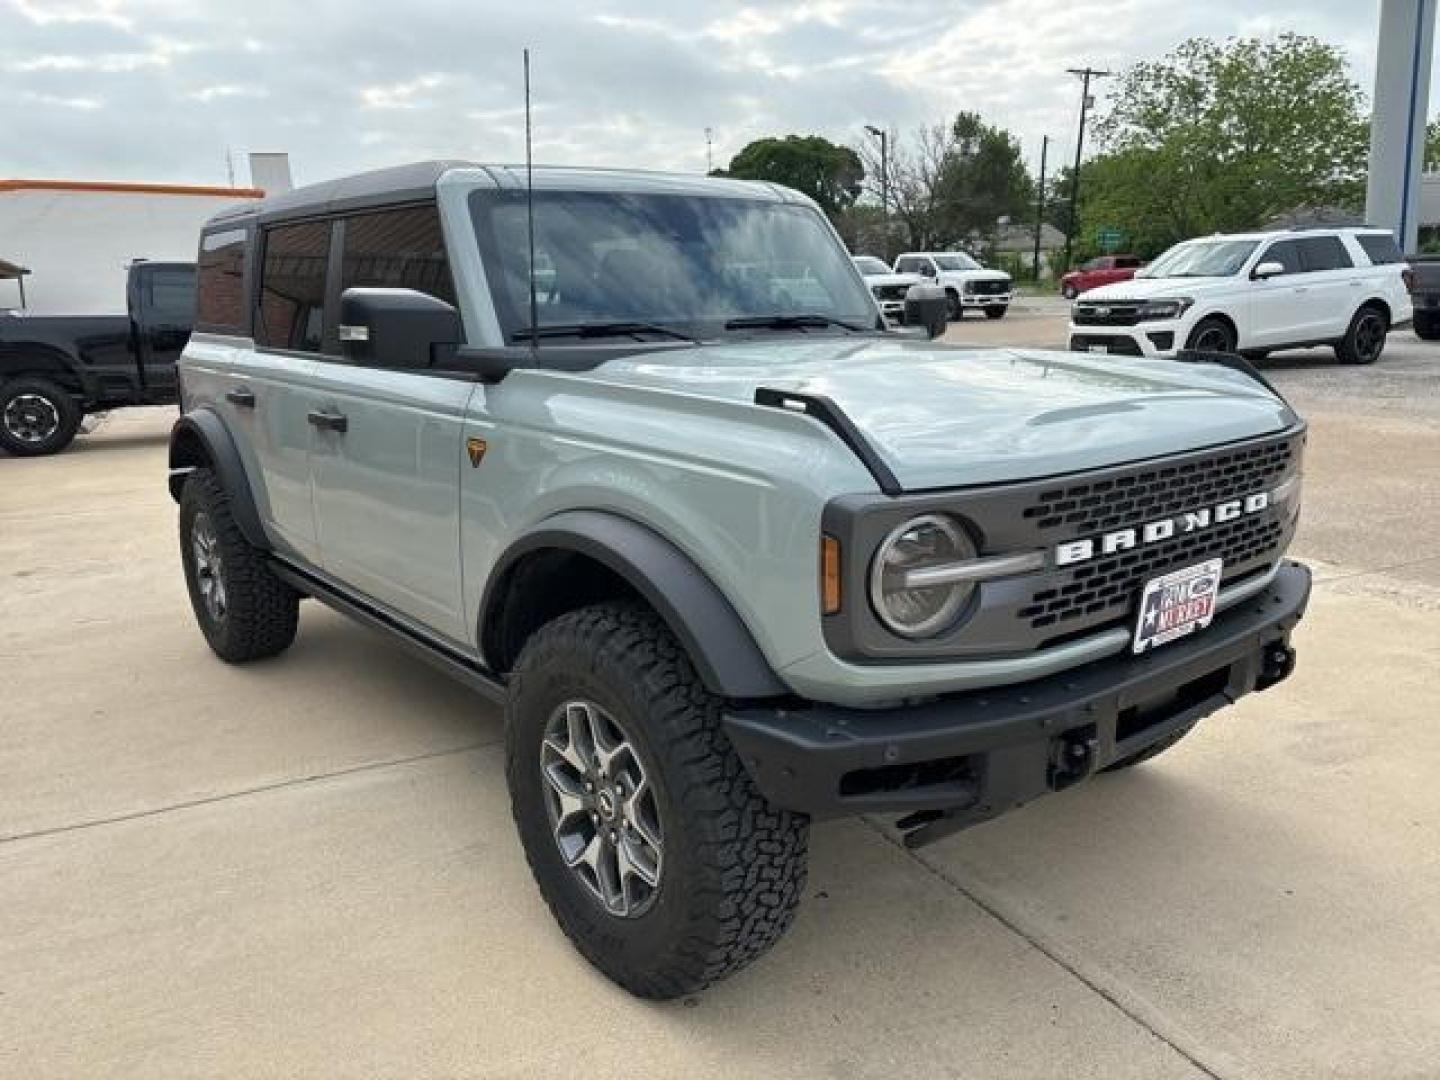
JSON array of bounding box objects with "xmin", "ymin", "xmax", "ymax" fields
[
  {"xmin": 1296, "ymin": 235, "xmax": 1356, "ymax": 339},
  {"xmin": 130, "ymin": 264, "xmax": 194, "ymax": 401},
  {"xmin": 305, "ymin": 204, "xmax": 473, "ymax": 643}
]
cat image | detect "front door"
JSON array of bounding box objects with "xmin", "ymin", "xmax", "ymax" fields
[{"xmin": 306, "ymin": 362, "xmax": 475, "ymax": 643}]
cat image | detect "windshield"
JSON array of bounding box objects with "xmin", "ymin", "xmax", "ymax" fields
[
  {"xmin": 1139, "ymin": 240, "xmax": 1258, "ymax": 279},
  {"xmin": 470, "ymin": 190, "xmax": 878, "ymax": 341},
  {"xmin": 852, "ymin": 256, "xmax": 890, "ymax": 275},
  {"xmin": 933, "ymin": 253, "xmax": 980, "ymax": 271}
]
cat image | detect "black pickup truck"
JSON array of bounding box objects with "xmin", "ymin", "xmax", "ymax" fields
[
  {"xmin": 1408, "ymin": 254, "xmax": 1440, "ymax": 340},
  {"xmin": 0, "ymin": 261, "xmax": 194, "ymax": 456}
]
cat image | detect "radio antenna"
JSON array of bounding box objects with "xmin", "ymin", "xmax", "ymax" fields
[{"xmin": 524, "ymin": 48, "xmax": 539, "ymax": 358}]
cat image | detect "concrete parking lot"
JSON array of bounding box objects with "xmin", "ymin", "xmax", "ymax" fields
[{"xmin": 3, "ymin": 319, "xmax": 1438, "ymax": 1078}]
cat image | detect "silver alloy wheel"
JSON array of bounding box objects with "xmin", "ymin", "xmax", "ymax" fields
[
  {"xmin": 1192, "ymin": 325, "xmax": 1231, "ymax": 352},
  {"xmin": 541, "ymin": 699, "xmax": 663, "ymax": 918},
  {"xmin": 1355, "ymin": 311, "xmax": 1386, "ymax": 360},
  {"xmin": 190, "ymin": 511, "xmax": 228, "ymax": 622},
  {"xmin": 3, "ymin": 393, "xmax": 60, "ymax": 444}
]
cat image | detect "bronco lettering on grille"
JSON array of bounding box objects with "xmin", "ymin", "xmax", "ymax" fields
[{"xmin": 1054, "ymin": 491, "xmax": 1271, "ymax": 567}]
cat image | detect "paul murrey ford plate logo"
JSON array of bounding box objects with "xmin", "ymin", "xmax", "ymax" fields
[{"xmin": 1134, "ymin": 558, "xmax": 1223, "ymax": 654}]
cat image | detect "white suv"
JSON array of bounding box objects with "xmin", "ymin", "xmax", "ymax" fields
[
  {"xmin": 894, "ymin": 251, "xmax": 1012, "ymax": 320},
  {"xmin": 1067, "ymin": 228, "xmax": 1413, "ymax": 365}
]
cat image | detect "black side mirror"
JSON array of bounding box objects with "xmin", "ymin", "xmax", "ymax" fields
[
  {"xmin": 339, "ymin": 287, "xmax": 462, "ymax": 369},
  {"xmin": 903, "ymin": 283, "xmax": 948, "ymax": 339}
]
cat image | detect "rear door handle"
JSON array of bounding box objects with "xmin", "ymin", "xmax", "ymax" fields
[
  {"xmin": 225, "ymin": 387, "xmax": 256, "ymax": 408},
  {"xmin": 307, "ymin": 409, "xmax": 348, "ymax": 434}
]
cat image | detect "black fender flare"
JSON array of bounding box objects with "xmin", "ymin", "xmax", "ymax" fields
[
  {"xmin": 481, "ymin": 510, "xmax": 788, "ymax": 699},
  {"xmin": 167, "ymin": 408, "xmax": 268, "ymax": 550}
]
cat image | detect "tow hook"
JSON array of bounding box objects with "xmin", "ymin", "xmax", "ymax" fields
[
  {"xmin": 1048, "ymin": 725, "xmax": 1097, "ymax": 791},
  {"xmin": 1257, "ymin": 642, "xmax": 1297, "ymax": 691}
]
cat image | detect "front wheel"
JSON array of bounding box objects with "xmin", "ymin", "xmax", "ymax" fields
[
  {"xmin": 506, "ymin": 602, "xmax": 809, "ymax": 999},
  {"xmin": 1335, "ymin": 306, "xmax": 1388, "ymax": 364},
  {"xmin": 1184, "ymin": 317, "xmax": 1236, "ymax": 354},
  {"xmin": 984, "ymin": 305, "xmax": 1008, "ymax": 320},
  {"xmin": 0, "ymin": 377, "xmax": 81, "ymax": 456}
]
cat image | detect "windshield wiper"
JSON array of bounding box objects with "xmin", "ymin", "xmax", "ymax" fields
[
  {"xmin": 724, "ymin": 313, "xmax": 871, "ymax": 333},
  {"xmin": 509, "ymin": 321, "xmax": 698, "ymax": 343}
]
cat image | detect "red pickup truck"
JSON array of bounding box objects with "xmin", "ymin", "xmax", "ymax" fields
[{"xmin": 1060, "ymin": 254, "xmax": 1143, "ymax": 299}]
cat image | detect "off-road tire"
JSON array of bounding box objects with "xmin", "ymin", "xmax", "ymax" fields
[
  {"xmin": 179, "ymin": 468, "xmax": 299, "ymax": 662},
  {"xmin": 984, "ymin": 305, "xmax": 1008, "ymax": 320},
  {"xmin": 506, "ymin": 601, "xmax": 809, "ymax": 999},
  {"xmin": 1102, "ymin": 721, "xmax": 1198, "ymax": 772},
  {"xmin": 1413, "ymin": 313, "xmax": 1440, "ymax": 341},
  {"xmin": 1184, "ymin": 317, "xmax": 1236, "ymax": 354},
  {"xmin": 1334, "ymin": 304, "xmax": 1388, "ymax": 365},
  {"xmin": 0, "ymin": 377, "xmax": 81, "ymax": 457}
]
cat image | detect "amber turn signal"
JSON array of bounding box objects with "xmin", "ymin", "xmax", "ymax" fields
[{"xmin": 820, "ymin": 534, "xmax": 842, "ymax": 615}]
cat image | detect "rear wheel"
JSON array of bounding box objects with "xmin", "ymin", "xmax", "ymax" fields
[
  {"xmin": 506, "ymin": 601, "xmax": 809, "ymax": 999},
  {"xmin": 179, "ymin": 469, "xmax": 299, "ymax": 662},
  {"xmin": 0, "ymin": 377, "xmax": 81, "ymax": 457},
  {"xmin": 1185, "ymin": 317, "xmax": 1236, "ymax": 354},
  {"xmin": 1335, "ymin": 305, "xmax": 1388, "ymax": 364}
]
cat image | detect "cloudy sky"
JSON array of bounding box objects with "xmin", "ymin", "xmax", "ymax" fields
[{"xmin": 0, "ymin": 0, "xmax": 1403, "ymax": 190}]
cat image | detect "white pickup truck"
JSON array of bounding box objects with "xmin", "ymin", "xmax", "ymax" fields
[{"xmin": 893, "ymin": 251, "xmax": 1012, "ymax": 320}]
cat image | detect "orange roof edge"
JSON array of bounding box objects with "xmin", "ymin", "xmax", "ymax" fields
[{"xmin": 0, "ymin": 179, "xmax": 265, "ymax": 199}]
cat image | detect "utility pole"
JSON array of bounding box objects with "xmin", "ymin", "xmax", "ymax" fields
[
  {"xmin": 864, "ymin": 124, "xmax": 888, "ymax": 215},
  {"xmin": 1062, "ymin": 66, "xmax": 1112, "ymax": 272},
  {"xmin": 1032, "ymin": 135, "xmax": 1049, "ymax": 281},
  {"xmin": 704, "ymin": 127, "xmax": 714, "ymax": 174}
]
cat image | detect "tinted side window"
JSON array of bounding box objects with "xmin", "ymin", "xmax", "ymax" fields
[
  {"xmin": 195, "ymin": 228, "xmax": 246, "ymax": 332},
  {"xmin": 1261, "ymin": 240, "xmax": 1304, "ymax": 275},
  {"xmin": 1116, "ymin": 257, "xmax": 1142, "ymax": 268},
  {"xmin": 1298, "ymin": 236, "xmax": 1353, "ymax": 272},
  {"xmin": 256, "ymin": 221, "xmax": 331, "ymax": 352},
  {"xmin": 340, "ymin": 205, "xmax": 456, "ymax": 306},
  {"xmin": 895, "ymin": 257, "xmax": 917, "ymax": 273},
  {"xmin": 1356, "ymin": 233, "xmax": 1404, "ymax": 265},
  {"xmin": 146, "ymin": 267, "xmax": 195, "ymax": 323}
]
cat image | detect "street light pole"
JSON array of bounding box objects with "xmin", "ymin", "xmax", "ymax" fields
[
  {"xmin": 864, "ymin": 124, "xmax": 888, "ymax": 215},
  {"xmin": 1062, "ymin": 66, "xmax": 1112, "ymax": 273},
  {"xmin": 1032, "ymin": 135, "xmax": 1049, "ymax": 282}
]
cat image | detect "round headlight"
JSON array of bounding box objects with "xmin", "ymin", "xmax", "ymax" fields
[{"xmin": 869, "ymin": 514, "xmax": 977, "ymax": 638}]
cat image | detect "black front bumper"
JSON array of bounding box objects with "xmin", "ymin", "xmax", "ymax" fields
[{"xmin": 724, "ymin": 561, "xmax": 1311, "ymax": 844}]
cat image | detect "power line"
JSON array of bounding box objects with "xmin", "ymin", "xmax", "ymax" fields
[{"xmin": 1062, "ymin": 66, "xmax": 1113, "ymax": 272}]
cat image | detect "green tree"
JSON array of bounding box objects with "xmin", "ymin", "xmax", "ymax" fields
[
  {"xmin": 1085, "ymin": 34, "xmax": 1367, "ymax": 256},
  {"xmin": 933, "ymin": 112, "xmax": 1033, "ymax": 245},
  {"xmin": 1427, "ymin": 117, "xmax": 1440, "ymax": 171},
  {"xmin": 719, "ymin": 135, "xmax": 864, "ymax": 215}
]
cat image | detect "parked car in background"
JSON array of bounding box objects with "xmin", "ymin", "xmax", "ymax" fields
[
  {"xmin": 1060, "ymin": 254, "xmax": 1143, "ymax": 299},
  {"xmin": 851, "ymin": 255, "xmax": 922, "ymax": 323},
  {"xmin": 0, "ymin": 260, "xmax": 194, "ymax": 455},
  {"xmin": 893, "ymin": 251, "xmax": 1011, "ymax": 320},
  {"xmin": 1404, "ymin": 253, "xmax": 1440, "ymax": 339},
  {"xmin": 1067, "ymin": 228, "xmax": 1412, "ymax": 365}
]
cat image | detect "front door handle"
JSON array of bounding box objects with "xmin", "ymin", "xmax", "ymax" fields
[
  {"xmin": 226, "ymin": 387, "xmax": 256, "ymax": 408},
  {"xmin": 307, "ymin": 409, "xmax": 348, "ymax": 434}
]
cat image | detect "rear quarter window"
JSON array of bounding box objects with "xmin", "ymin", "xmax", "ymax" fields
[
  {"xmin": 1356, "ymin": 233, "xmax": 1405, "ymax": 266},
  {"xmin": 195, "ymin": 228, "xmax": 248, "ymax": 333}
]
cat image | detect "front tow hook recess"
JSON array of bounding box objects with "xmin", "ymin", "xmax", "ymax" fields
[
  {"xmin": 1257, "ymin": 642, "xmax": 1297, "ymax": 691},
  {"xmin": 1048, "ymin": 725, "xmax": 1097, "ymax": 791}
]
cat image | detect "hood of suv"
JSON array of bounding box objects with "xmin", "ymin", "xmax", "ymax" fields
[
  {"xmin": 1081, "ymin": 276, "xmax": 1233, "ymax": 301},
  {"xmin": 582, "ymin": 339, "xmax": 1294, "ymax": 490}
]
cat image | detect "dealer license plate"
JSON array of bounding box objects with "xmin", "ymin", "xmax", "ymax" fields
[{"xmin": 1133, "ymin": 558, "xmax": 1223, "ymax": 654}]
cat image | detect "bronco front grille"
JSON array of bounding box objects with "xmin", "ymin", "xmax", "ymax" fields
[
  {"xmin": 1019, "ymin": 515, "xmax": 1286, "ymax": 631},
  {"xmin": 1021, "ymin": 437, "xmax": 1295, "ymax": 534}
]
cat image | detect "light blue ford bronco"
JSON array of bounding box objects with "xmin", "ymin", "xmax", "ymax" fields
[{"xmin": 169, "ymin": 162, "xmax": 1310, "ymax": 997}]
